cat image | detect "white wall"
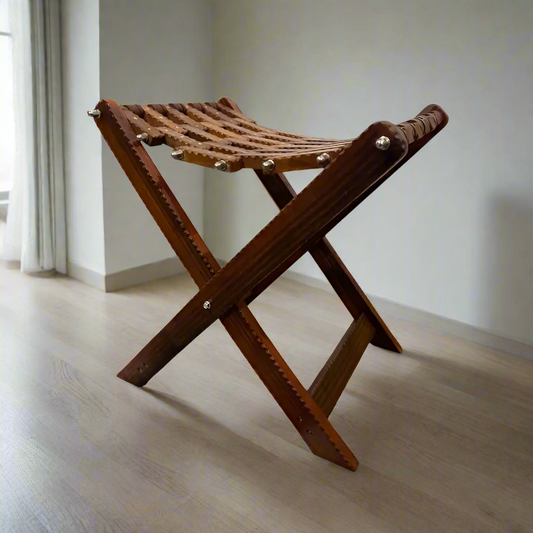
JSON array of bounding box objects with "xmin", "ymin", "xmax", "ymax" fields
[
  {"xmin": 62, "ymin": 0, "xmax": 105, "ymax": 275},
  {"xmin": 207, "ymin": 0, "xmax": 533, "ymax": 346},
  {"xmin": 99, "ymin": 0, "xmax": 213, "ymax": 275}
]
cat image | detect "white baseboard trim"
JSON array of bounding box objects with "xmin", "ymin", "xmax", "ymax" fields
[
  {"xmin": 104, "ymin": 257, "xmax": 185, "ymax": 292},
  {"xmin": 67, "ymin": 260, "xmax": 106, "ymax": 291},
  {"xmin": 283, "ymin": 269, "xmax": 533, "ymax": 362},
  {"xmin": 67, "ymin": 256, "xmax": 185, "ymax": 292}
]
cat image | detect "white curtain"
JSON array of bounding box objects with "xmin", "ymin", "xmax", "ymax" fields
[{"xmin": 3, "ymin": 0, "xmax": 66, "ymax": 274}]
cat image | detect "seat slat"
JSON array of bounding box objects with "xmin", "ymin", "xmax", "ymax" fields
[{"xmin": 121, "ymin": 97, "xmax": 448, "ymax": 172}]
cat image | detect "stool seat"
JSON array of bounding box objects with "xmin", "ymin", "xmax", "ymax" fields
[{"xmin": 123, "ymin": 97, "xmax": 447, "ymax": 174}]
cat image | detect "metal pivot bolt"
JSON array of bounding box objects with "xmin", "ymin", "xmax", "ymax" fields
[
  {"xmin": 171, "ymin": 149, "xmax": 185, "ymax": 160},
  {"xmin": 87, "ymin": 109, "xmax": 101, "ymax": 118},
  {"xmin": 375, "ymin": 136, "xmax": 391, "ymax": 150},
  {"xmin": 214, "ymin": 160, "xmax": 228, "ymax": 172},
  {"xmin": 262, "ymin": 159, "xmax": 275, "ymax": 173},
  {"xmin": 316, "ymin": 153, "xmax": 331, "ymax": 167},
  {"xmin": 137, "ymin": 133, "xmax": 148, "ymax": 141},
  {"xmin": 203, "ymin": 300, "xmax": 212, "ymax": 310}
]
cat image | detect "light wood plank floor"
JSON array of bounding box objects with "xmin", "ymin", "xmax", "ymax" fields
[{"xmin": 1, "ymin": 266, "xmax": 532, "ymax": 533}]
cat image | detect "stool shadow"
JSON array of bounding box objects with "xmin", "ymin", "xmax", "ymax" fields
[{"xmin": 144, "ymin": 388, "xmax": 296, "ymax": 473}]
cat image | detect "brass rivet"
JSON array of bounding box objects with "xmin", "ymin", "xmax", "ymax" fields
[
  {"xmin": 375, "ymin": 136, "xmax": 391, "ymax": 150},
  {"xmin": 316, "ymin": 153, "xmax": 331, "ymax": 167},
  {"xmin": 214, "ymin": 160, "xmax": 228, "ymax": 172},
  {"xmin": 262, "ymin": 159, "xmax": 275, "ymax": 173}
]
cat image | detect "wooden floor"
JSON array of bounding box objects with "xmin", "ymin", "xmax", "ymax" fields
[{"xmin": 1, "ymin": 266, "xmax": 532, "ymax": 533}]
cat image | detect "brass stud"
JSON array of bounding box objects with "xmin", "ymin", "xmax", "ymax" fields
[
  {"xmin": 316, "ymin": 153, "xmax": 330, "ymax": 167},
  {"xmin": 262, "ymin": 159, "xmax": 275, "ymax": 173},
  {"xmin": 214, "ymin": 160, "xmax": 228, "ymax": 172},
  {"xmin": 375, "ymin": 136, "xmax": 391, "ymax": 150},
  {"xmin": 87, "ymin": 109, "xmax": 101, "ymax": 118},
  {"xmin": 171, "ymin": 149, "xmax": 185, "ymax": 160},
  {"xmin": 136, "ymin": 133, "xmax": 148, "ymax": 141},
  {"xmin": 203, "ymin": 300, "xmax": 212, "ymax": 310}
]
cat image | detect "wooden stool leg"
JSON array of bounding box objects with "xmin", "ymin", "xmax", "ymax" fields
[
  {"xmin": 309, "ymin": 314, "xmax": 375, "ymax": 417},
  {"xmin": 95, "ymin": 99, "xmax": 358, "ymax": 470},
  {"xmin": 225, "ymin": 305, "xmax": 358, "ymax": 470},
  {"xmin": 255, "ymin": 170, "xmax": 402, "ymax": 353}
]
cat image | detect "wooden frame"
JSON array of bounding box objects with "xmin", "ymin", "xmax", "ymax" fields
[{"xmin": 90, "ymin": 98, "xmax": 448, "ymax": 470}]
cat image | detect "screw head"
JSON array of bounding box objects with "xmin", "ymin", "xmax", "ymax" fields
[
  {"xmin": 171, "ymin": 149, "xmax": 185, "ymax": 160},
  {"xmin": 214, "ymin": 160, "xmax": 228, "ymax": 172},
  {"xmin": 87, "ymin": 109, "xmax": 101, "ymax": 118},
  {"xmin": 316, "ymin": 153, "xmax": 331, "ymax": 167},
  {"xmin": 137, "ymin": 133, "xmax": 148, "ymax": 141},
  {"xmin": 375, "ymin": 136, "xmax": 391, "ymax": 150},
  {"xmin": 203, "ymin": 300, "xmax": 212, "ymax": 310},
  {"xmin": 262, "ymin": 159, "xmax": 275, "ymax": 173}
]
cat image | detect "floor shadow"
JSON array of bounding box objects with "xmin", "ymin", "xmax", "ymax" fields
[
  {"xmin": 142, "ymin": 387, "xmax": 287, "ymax": 471},
  {"xmin": 138, "ymin": 387, "xmax": 383, "ymax": 532}
]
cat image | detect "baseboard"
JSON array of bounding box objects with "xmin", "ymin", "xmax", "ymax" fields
[
  {"xmin": 67, "ymin": 260, "xmax": 106, "ymax": 291},
  {"xmin": 283, "ymin": 269, "xmax": 533, "ymax": 362},
  {"xmin": 67, "ymin": 256, "xmax": 185, "ymax": 292},
  {"xmin": 104, "ymin": 256, "xmax": 185, "ymax": 292}
]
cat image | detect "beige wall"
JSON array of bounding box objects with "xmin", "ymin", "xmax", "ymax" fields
[{"xmin": 206, "ymin": 0, "xmax": 533, "ymax": 346}]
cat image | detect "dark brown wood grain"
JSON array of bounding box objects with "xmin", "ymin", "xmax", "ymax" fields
[
  {"xmin": 112, "ymin": 121, "xmax": 407, "ymax": 379},
  {"xmin": 89, "ymin": 96, "xmax": 448, "ymax": 472},
  {"xmin": 93, "ymin": 99, "xmax": 359, "ymax": 470},
  {"xmin": 253, "ymin": 169, "xmax": 401, "ymax": 353},
  {"xmin": 309, "ymin": 314, "xmax": 375, "ymax": 417}
]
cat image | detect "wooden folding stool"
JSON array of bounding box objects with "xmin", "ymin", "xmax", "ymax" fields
[{"xmin": 88, "ymin": 97, "xmax": 448, "ymax": 471}]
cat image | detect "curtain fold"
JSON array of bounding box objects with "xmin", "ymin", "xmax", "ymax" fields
[{"xmin": 3, "ymin": 0, "xmax": 66, "ymax": 274}]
